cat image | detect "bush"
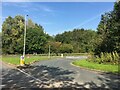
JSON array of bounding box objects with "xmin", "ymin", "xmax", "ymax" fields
[{"xmin": 88, "ymin": 51, "xmax": 119, "ymax": 65}]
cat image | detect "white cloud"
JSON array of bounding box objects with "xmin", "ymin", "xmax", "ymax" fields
[
  {"xmin": 35, "ymin": 5, "xmax": 54, "ymax": 13},
  {"xmin": 3, "ymin": 2, "xmax": 55, "ymax": 13},
  {"xmin": 2, "ymin": 2, "xmax": 31, "ymax": 8},
  {"xmin": 43, "ymin": 7, "xmax": 54, "ymax": 12}
]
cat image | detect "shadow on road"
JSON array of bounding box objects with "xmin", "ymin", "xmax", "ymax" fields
[
  {"xmin": 2, "ymin": 65, "xmax": 120, "ymax": 89},
  {"xmin": 97, "ymin": 72, "xmax": 120, "ymax": 89}
]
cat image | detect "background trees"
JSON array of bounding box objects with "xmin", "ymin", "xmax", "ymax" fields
[
  {"xmin": 59, "ymin": 44, "xmax": 73, "ymax": 53},
  {"xmin": 55, "ymin": 29, "xmax": 98, "ymax": 53},
  {"xmin": 2, "ymin": 1, "xmax": 120, "ymax": 55},
  {"xmin": 2, "ymin": 16, "xmax": 99, "ymax": 54}
]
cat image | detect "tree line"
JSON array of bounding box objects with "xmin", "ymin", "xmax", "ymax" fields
[
  {"xmin": 2, "ymin": 1, "xmax": 120, "ymax": 56},
  {"xmin": 55, "ymin": 29, "xmax": 98, "ymax": 53}
]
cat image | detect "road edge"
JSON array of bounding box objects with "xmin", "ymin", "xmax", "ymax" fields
[{"xmin": 70, "ymin": 62, "xmax": 119, "ymax": 75}]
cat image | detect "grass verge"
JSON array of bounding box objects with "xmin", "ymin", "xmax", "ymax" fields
[
  {"xmin": 72, "ymin": 60, "xmax": 119, "ymax": 74},
  {"xmin": 2, "ymin": 55, "xmax": 58, "ymax": 65}
]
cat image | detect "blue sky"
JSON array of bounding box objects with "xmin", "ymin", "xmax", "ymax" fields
[{"xmin": 2, "ymin": 2, "xmax": 114, "ymax": 35}]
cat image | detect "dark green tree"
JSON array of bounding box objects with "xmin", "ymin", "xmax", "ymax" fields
[
  {"xmin": 2, "ymin": 15, "xmax": 48, "ymax": 54},
  {"xmin": 95, "ymin": 1, "xmax": 120, "ymax": 54},
  {"xmin": 26, "ymin": 24, "xmax": 47, "ymax": 54},
  {"xmin": 2, "ymin": 16, "xmax": 24, "ymax": 54}
]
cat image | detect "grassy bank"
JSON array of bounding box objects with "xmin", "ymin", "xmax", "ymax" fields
[
  {"xmin": 2, "ymin": 55, "xmax": 58, "ymax": 65},
  {"xmin": 72, "ymin": 60, "xmax": 119, "ymax": 74}
]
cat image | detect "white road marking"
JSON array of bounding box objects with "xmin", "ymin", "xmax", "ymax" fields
[{"xmin": 17, "ymin": 68, "xmax": 42, "ymax": 83}]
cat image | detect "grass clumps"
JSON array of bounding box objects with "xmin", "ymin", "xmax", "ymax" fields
[{"xmin": 88, "ymin": 51, "xmax": 119, "ymax": 65}]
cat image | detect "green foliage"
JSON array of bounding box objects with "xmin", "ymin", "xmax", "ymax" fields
[
  {"xmin": 59, "ymin": 43, "xmax": 73, "ymax": 53},
  {"xmin": 45, "ymin": 41, "xmax": 61, "ymax": 55},
  {"xmin": 44, "ymin": 41, "xmax": 74, "ymax": 54},
  {"xmin": 95, "ymin": 1, "xmax": 120, "ymax": 54},
  {"xmin": 2, "ymin": 15, "xmax": 49, "ymax": 54},
  {"xmin": 55, "ymin": 29, "xmax": 98, "ymax": 53},
  {"xmin": 2, "ymin": 16, "xmax": 25, "ymax": 54},
  {"xmin": 89, "ymin": 52, "xmax": 120, "ymax": 65},
  {"xmin": 2, "ymin": 1, "xmax": 120, "ymax": 57},
  {"xmin": 26, "ymin": 25, "xmax": 47, "ymax": 54}
]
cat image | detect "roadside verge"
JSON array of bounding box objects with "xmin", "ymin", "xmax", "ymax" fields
[{"xmin": 71, "ymin": 60, "xmax": 119, "ymax": 75}]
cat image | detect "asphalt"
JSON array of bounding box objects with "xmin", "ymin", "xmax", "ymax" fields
[{"xmin": 1, "ymin": 56, "xmax": 120, "ymax": 89}]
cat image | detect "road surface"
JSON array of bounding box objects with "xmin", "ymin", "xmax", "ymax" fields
[{"xmin": 1, "ymin": 56, "xmax": 120, "ymax": 89}]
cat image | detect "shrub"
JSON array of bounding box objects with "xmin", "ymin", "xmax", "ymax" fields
[{"xmin": 89, "ymin": 51, "xmax": 119, "ymax": 65}]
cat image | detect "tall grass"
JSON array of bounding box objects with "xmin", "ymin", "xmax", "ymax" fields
[{"xmin": 88, "ymin": 51, "xmax": 120, "ymax": 65}]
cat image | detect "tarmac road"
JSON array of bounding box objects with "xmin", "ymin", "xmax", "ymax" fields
[{"xmin": 1, "ymin": 56, "xmax": 120, "ymax": 89}]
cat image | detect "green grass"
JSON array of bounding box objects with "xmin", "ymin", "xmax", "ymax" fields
[
  {"xmin": 2, "ymin": 55, "xmax": 58, "ymax": 65},
  {"xmin": 72, "ymin": 60, "xmax": 119, "ymax": 74}
]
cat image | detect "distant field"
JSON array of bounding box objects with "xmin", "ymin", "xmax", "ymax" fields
[
  {"xmin": 37, "ymin": 53, "xmax": 90, "ymax": 56},
  {"xmin": 2, "ymin": 55, "xmax": 59, "ymax": 65},
  {"xmin": 72, "ymin": 60, "xmax": 119, "ymax": 74}
]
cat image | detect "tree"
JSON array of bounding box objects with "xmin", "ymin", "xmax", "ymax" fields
[
  {"xmin": 59, "ymin": 44, "xmax": 73, "ymax": 53},
  {"xmin": 26, "ymin": 25, "xmax": 47, "ymax": 54},
  {"xmin": 95, "ymin": 1, "xmax": 120, "ymax": 54},
  {"xmin": 27, "ymin": 18, "xmax": 35, "ymax": 28},
  {"xmin": 2, "ymin": 16, "xmax": 25, "ymax": 54},
  {"xmin": 2, "ymin": 15, "xmax": 48, "ymax": 54},
  {"xmin": 55, "ymin": 29, "xmax": 98, "ymax": 53},
  {"xmin": 45, "ymin": 41, "xmax": 61, "ymax": 55}
]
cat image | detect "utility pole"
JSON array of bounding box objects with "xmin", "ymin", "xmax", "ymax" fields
[
  {"xmin": 23, "ymin": 15, "xmax": 27, "ymax": 58},
  {"xmin": 21, "ymin": 15, "xmax": 28, "ymax": 66},
  {"xmin": 48, "ymin": 45, "xmax": 50, "ymax": 58}
]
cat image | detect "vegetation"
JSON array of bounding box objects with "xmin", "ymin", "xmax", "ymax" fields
[
  {"xmin": 95, "ymin": 1, "xmax": 120, "ymax": 55},
  {"xmin": 88, "ymin": 51, "xmax": 120, "ymax": 65},
  {"xmin": 72, "ymin": 2, "xmax": 120, "ymax": 73},
  {"xmin": 1, "ymin": 1, "xmax": 120, "ymax": 69},
  {"xmin": 2, "ymin": 2, "xmax": 120, "ymax": 55},
  {"xmin": 2, "ymin": 16, "xmax": 50, "ymax": 54},
  {"xmin": 55, "ymin": 29, "xmax": 98, "ymax": 53},
  {"xmin": 72, "ymin": 60, "xmax": 119, "ymax": 73},
  {"xmin": 54, "ymin": 1, "xmax": 120, "ymax": 55}
]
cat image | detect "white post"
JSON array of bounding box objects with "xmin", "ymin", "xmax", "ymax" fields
[{"xmin": 61, "ymin": 54, "xmax": 63, "ymax": 58}]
